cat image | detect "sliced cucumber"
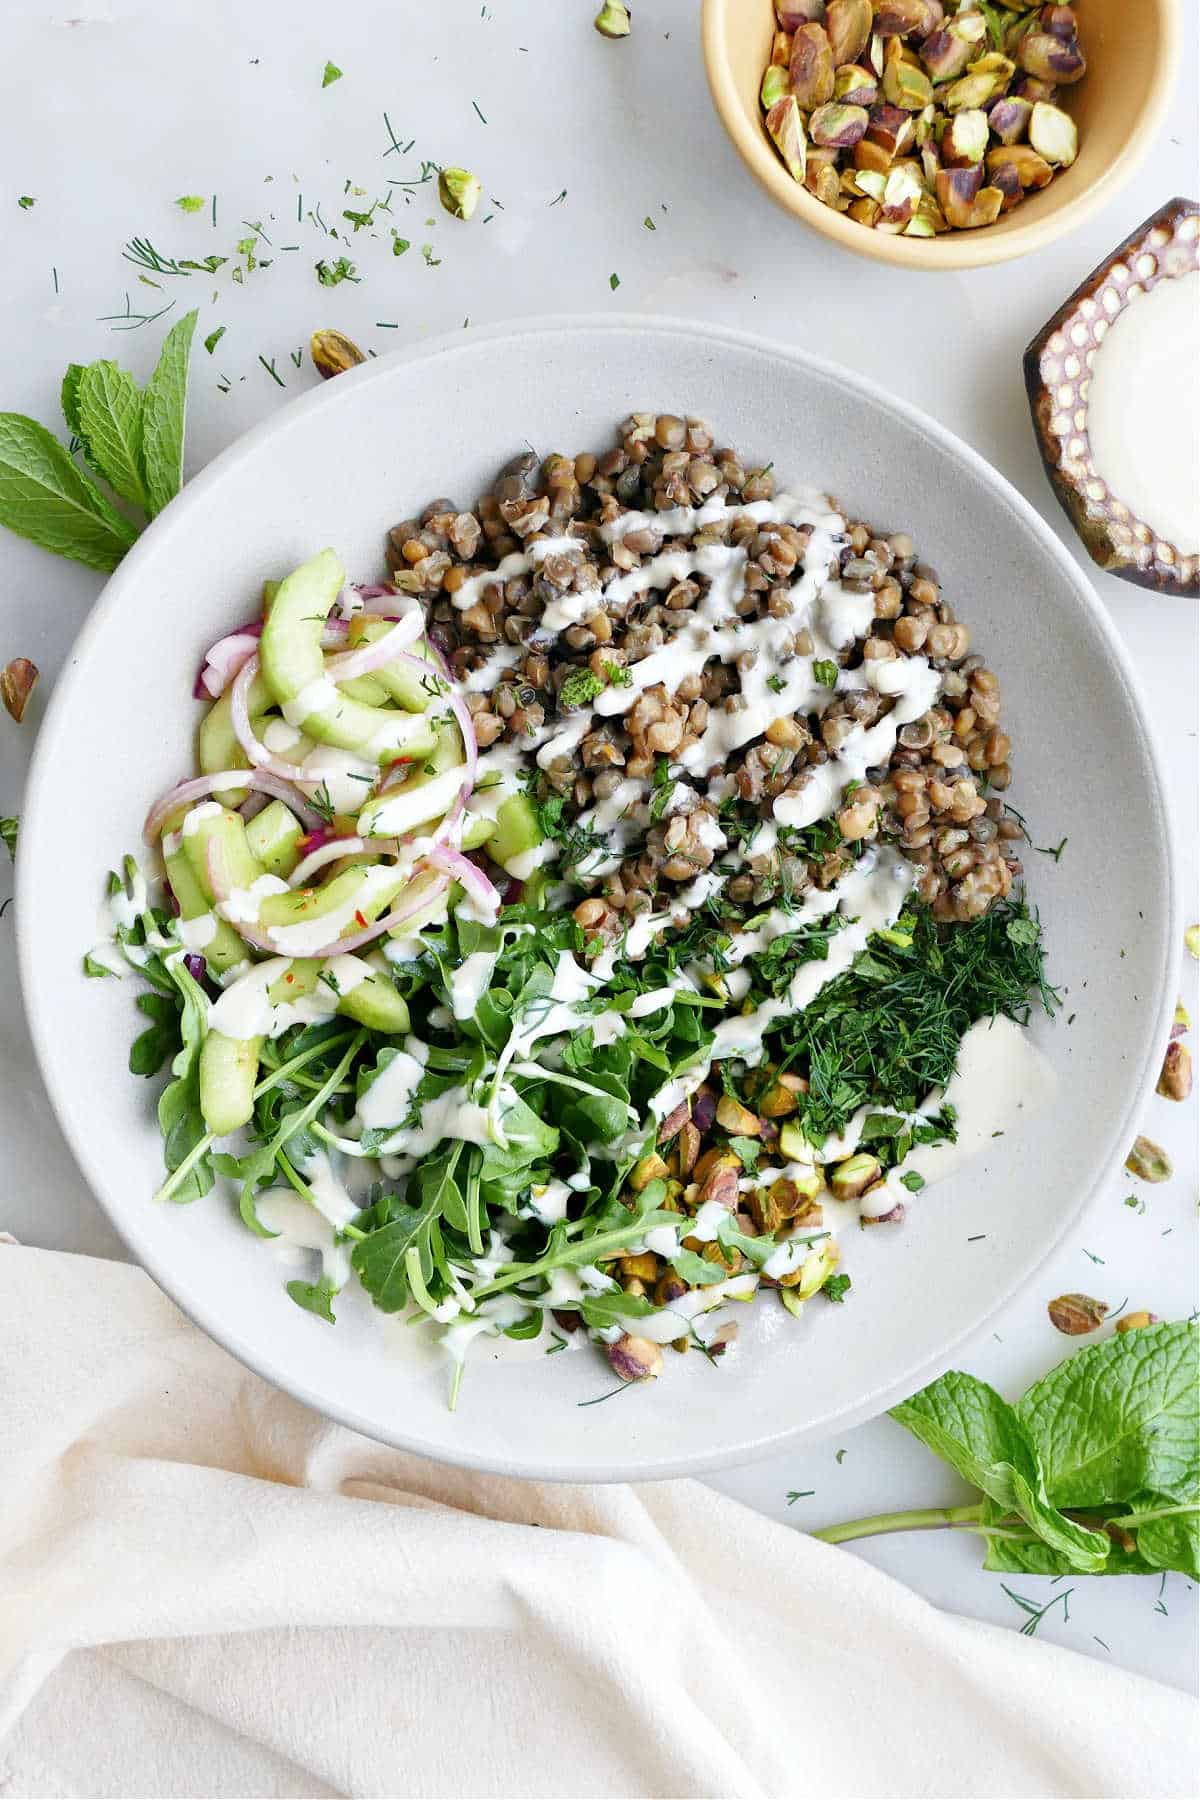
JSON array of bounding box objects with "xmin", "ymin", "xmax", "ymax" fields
[
  {"xmin": 358, "ymin": 764, "xmax": 467, "ymax": 839},
  {"xmin": 284, "ymin": 958, "xmax": 411, "ymax": 1034},
  {"xmin": 259, "ymin": 549, "xmax": 437, "ymax": 764},
  {"xmin": 245, "ymin": 800, "xmax": 304, "ymax": 878},
  {"xmin": 348, "ymin": 617, "xmax": 446, "ymax": 713},
  {"xmin": 460, "ymin": 815, "xmax": 496, "ymax": 851},
  {"xmin": 182, "ymin": 806, "xmax": 264, "ymax": 896},
  {"xmin": 163, "ymin": 841, "xmax": 249, "ymax": 976},
  {"xmin": 199, "ymin": 1030, "xmax": 261, "ymax": 1135},
  {"xmin": 255, "ymin": 863, "xmax": 410, "ymax": 954},
  {"xmin": 490, "ymin": 792, "xmax": 545, "ymax": 874}
]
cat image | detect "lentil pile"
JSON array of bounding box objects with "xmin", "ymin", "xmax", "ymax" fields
[{"xmin": 383, "ymin": 411, "xmax": 1024, "ymax": 942}]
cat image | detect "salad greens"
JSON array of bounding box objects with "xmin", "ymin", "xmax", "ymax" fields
[
  {"xmin": 814, "ymin": 1322, "xmax": 1199, "ymax": 1580},
  {"xmin": 0, "ymin": 309, "xmax": 197, "ymax": 572}
]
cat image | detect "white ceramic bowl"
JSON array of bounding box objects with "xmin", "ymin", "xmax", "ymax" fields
[{"xmin": 18, "ymin": 317, "xmax": 1177, "ymax": 1482}]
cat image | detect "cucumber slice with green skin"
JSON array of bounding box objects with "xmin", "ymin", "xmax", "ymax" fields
[
  {"xmin": 198, "ymin": 671, "xmax": 275, "ymax": 805},
  {"xmin": 423, "ymin": 717, "xmax": 467, "ymax": 775},
  {"xmin": 386, "ymin": 867, "xmax": 452, "ymax": 941},
  {"xmin": 337, "ymin": 672, "xmax": 392, "ymax": 707},
  {"xmin": 282, "ymin": 958, "xmax": 411, "ymax": 1034},
  {"xmin": 245, "ymin": 800, "xmax": 303, "ymax": 878},
  {"xmin": 163, "ymin": 842, "xmax": 250, "ymax": 975},
  {"xmin": 182, "ymin": 806, "xmax": 264, "ymax": 896},
  {"xmin": 255, "ymin": 863, "xmax": 411, "ymax": 955},
  {"xmin": 259, "ymin": 549, "xmax": 437, "ymax": 764},
  {"xmin": 349, "ymin": 617, "xmax": 446, "ymax": 713},
  {"xmin": 460, "ymin": 815, "xmax": 496, "ymax": 851},
  {"xmin": 199, "ymin": 1030, "xmax": 262, "ymax": 1135},
  {"xmin": 489, "ymin": 792, "xmax": 546, "ymax": 876},
  {"xmin": 358, "ymin": 764, "xmax": 467, "ymax": 839}
]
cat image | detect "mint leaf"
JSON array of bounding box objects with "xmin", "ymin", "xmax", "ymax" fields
[
  {"xmin": 1017, "ymin": 1321, "xmax": 1199, "ymax": 1507},
  {"xmin": 1136, "ymin": 1502, "xmax": 1200, "ymax": 1579},
  {"xmin": 77, "ymin": 360, "xmax": 148, "ymax": 509},
  {"xmin": 891, "ymin": 1370, "xmax": 1109, "ymax": 1572},
  {"xmin": 981, "ymin": 1521, "xmax": 1157, "ymax": 1579},
  {"xmin": 139, "ymin": 308, "xmax": 198, "ymax": 515},
  {"xmin": 0, "ymin": 413, "xmax": 138, "ymax": 572},
  {"xmin": 286, "ymin": 1277, "xmax": 339, "ymax": 1323}
]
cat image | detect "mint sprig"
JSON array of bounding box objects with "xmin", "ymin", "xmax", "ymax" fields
[
  {"xmin": 0, "ymin": 307, "xmax": 198, "ymax": 572},
  {"xmin": 814, "ymin": 1323, "xmax": 1199, "ymax": 1579}
]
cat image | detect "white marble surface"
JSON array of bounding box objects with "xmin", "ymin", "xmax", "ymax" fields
[{"xmin": 1, "ymin": 0, "xmax": 1196, "ymax": 1696}]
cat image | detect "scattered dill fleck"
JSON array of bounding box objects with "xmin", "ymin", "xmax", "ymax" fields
[
  {"xmin": 835, "ymin": 1449, "xmax": 847, "ymax": 1464},
  {"xmin": 609, "ymin": 271, "xmax": 621, "ymax": 290},
  {"xmin": 1123, "ymin": 1193, "xmax": 1145, "ymax": 1213},
  {"xmin": 97, "ymin": 293, "xmax": 177, "ymax": 332},
  {"xmin": 290, "ymin": 346, "xmax": 303, "ymax": 367},
  {"xmin": 576, "ymin": 1382, "xmax": 639, "ymax": 1408},
  {"xmin": 123, "ymin": 236, "xmax": 190, "ymax": 277},
  {"xmin": 258, "ymin": 354, "xmax": 285, "ymax": 388},
  {"xmin": 51, "ymin": 267, "xmax": 59, "ymax": 294},
  {"xmin": 967, "ymin": 1234, "xmax": 986, "ymax": 1242},
  {"xmin": 376, "ymin": 320, "xmax": 399, "ymax": 329},
  {"xmin": 546, "ymin": 1332, "xmax": 568, "ymax": 1355},
  {"xmin": 322, "ymin": 60, "xmax": 343, "ymax": 88},
  {"xmin": 549, "ymin": 188, "xmax": 567, "ymax": 205},
  {"xmin": 1035, "ymin": 836, "xmax": 1068, "ymax": 862},
  {"xmin": 643, "ymin": 214, "xmax": 656, "ymax": 230},
  {"xmin": 471, "ymin": 98, "xmax": 488, "ymax": 123},
  {"xmin": 315, "ymin": 255, "xmax": 359, "ymax": 286},
  {"xmin": 1082, "ymin": 1248, "xmax": 1105, "ymax": 1264},
  {"xmin": 786, "ymin": 1490, "xmax": 815, "ymax": 1505},
  {"xmin": 1002, "ymin": 1584, "xmax": 1073, "ymax": 1637}
]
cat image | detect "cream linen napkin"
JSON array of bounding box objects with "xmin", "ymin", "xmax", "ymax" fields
[{"xmin": 0, "ymin": 1246, "xmax": 1194, "ymax": 1800}]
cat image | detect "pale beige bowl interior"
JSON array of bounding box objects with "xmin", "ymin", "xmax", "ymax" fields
[{"xmin": 702, "ymin": 0, "xmax": 1181, "ymax": 270}]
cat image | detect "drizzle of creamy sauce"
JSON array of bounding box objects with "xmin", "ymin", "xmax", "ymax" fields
[
  {"xmin": 356, "ymin": 1037, "xmax": 428, "ymax": 1130},
  {"xmin": 296, "ymin": 744, "xmax": 378, "ymax": 813},
  {"xmin": 255, "ymin": 1187, "xmax": 352, "ymax": 1287},
  {"xmin": 263, "ymin": 863, "xmax": 401, "ymax": 955}
]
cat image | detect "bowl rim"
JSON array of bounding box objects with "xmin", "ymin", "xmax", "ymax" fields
[
  {"xmin": 700, "ymin": 0, "xmax": 1182, "ymax": 272},
  {"xmin": 17, "ymin": 313, "xmax": 1180, "ymax": 1481}
]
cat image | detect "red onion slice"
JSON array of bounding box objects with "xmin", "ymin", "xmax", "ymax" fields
[
  {"xmin": 143, "ymin": 769, "xmax": 322, "ymax": 843},
  {"xmin": 229, "ymin": 654, "xmax": 311, "ymax": 781},
  {"xmin": 195, "ymin": 627, "xmax": 262, "ymax": 700},
  {"xmin": 426, "ymin": 844, "xmax": 501, "ymax": 919},
  {"xmin": 323, "ymin": 609, "xmax": 425, "ymax": 683},
  {"xmin": 287, "ymin": 834, "xmax": 399, "ymax": 886}
]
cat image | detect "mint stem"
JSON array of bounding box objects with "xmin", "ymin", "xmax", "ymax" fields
[{"xmin": 812, "ymin": 1502, "xmax": 986, "ymax": 1544}]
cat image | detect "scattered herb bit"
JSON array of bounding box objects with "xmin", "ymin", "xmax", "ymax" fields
[
  {"xmin": 594, "ymin": 0, "xmax": 632, "ymax": 37},
  {"xmin": 822, "ymin": 1273, "xmax": 852, "ymax": 1303},
  {"xmin": 812, "ymin": 659, "xmax": 838, "ymax": 688},
  {"xmin": 391, "ymin": 231, "xmax": 411, "ymax": 255},
  {"xmin": 1048, "ymin": 1293, "xmax": 1108, "ymax": 1336},
  {"xmin": 17, "ymin": 196, "xmax": 35, "ymax": 210},
  {"xmin": 549, "ymin": 188, "xmax": 568, "ymax": 206},
  {"xmin": 836, "ymin": 1448, "xmax": 847, "ymax": 1464},
  {"xmin": 898, "ymin": 1170, "xmax": 925, "ymax": 1193},
  {"xmin": 786, "ymin": 1489, "xmax": 815, "ymax": 1505},
  {"xmin": 322, "ymin": 61, "xmax": 343, "ymax": 88},
  {"xmin": 315, "ymin": 256, "xmax": 359, "ymax": 287},
  {"xmin": 1123, "ymin": 1193, "xmax": 1145, "ymax": 1215},
  {"xmin": 1035, "ymin": 836, "xmax": 1068, "ymax": 862},
  {"xmin": 471, "ymin": 99, "xmax": 488, "ymax": 124},
  {"xmin": 123, "ymin": 237, "xmax": 190, "ymax": 278},
  {"xmin": 643, "ymin": 215, "xmax": 657, "ymax": 230},
  {"xmin": 1081, "ymin": 1248, "xmax": 1105, "ymax": 1266},
  {"xmin": 438, "ymin": 168, "xmax": 481, "ymax": 221},
  {"xmin": 609, "ymin": 271, "xmax": 621, "ymax": 290},
  {"xmin": 1001, "ymin": 1585, "xmax": 1074, "ymax": 1638},
  {"xmin": 1185, "ymin": 924, "xmax": 1200, "ymax": 961},
  {"xmin": 203, "ymin": 326, "xmax": 226, "ymax": 355},
  {"xmin": 0, "ymin": 817, "xmax": 17, "ymax": 860},
  {"xmin": 421, "ymin": 244, "xmax": 441, "ymax": 267},
  {"xmin": 175, "ymin": 195, "xmax": 206, "ymax": 213}
]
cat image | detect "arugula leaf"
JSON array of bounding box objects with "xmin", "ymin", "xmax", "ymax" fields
[
  {"xmin": 352, "ymin": 1187, "xmax": 442, "ymax": 1312},
  {"xmin": 139, "ymin": 308, "xmax": 198, "ymax": 515},
  {"xmin": 129, "ymin": 991, "xmax": 181, "ymax": 1077},
  {"xmin": 286, "ymin": 1277, "xmax": 339, "ymax": 1323},
  {"xmin": 0, "ymin": 413, "xmax": 138, "ymax": 572},
  {"xmin": 155, "ymin": 960, "xmax": 214, "ymax": 1203},
  {"xmin": 890, "ymin": 1370, "xmax": 1109, "ymax": 1572},
  {"xmin": 1016, "ymin": 1320, "xmax": 1199, "ymax": 1507},
  {"xmin": 77, "ymin": 360, "xmax": 148, "ymax": 509},
  {"xmin": 669, "ymin": 1246, "xmax": 731, "ymax": 1287},
  {"xmin": 579, "ymin": 1290, "xmax": 656, "ymax": 1329}
]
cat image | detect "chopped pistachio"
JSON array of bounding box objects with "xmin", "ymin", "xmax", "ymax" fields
[
  {"xmin": 941, "ymin": 107, "xmax": 989, "ymax": 164},
  {"xmin": 1013, "ymin": 73, "xmax": 1058, "ymax": 104},
  {"xmin": 865, "ymin": 101, "xmax": 915, "ymax": 158},
  {"xmin": 944, "ymin": 59, "xmax": 1013, "ymax": 112},
  {"xmin": 1, "ymin": 657, "xmax": 38, "ymax": 723},
  {"xmin": 1187, "ymin": 924, "xmax": 1200, "ymax": 960},
  {"xmin": 1019, "ymin": 30, "xmax": 1085, "ymax": 83},
  {"xmin": 873, "ymin": 0, "xmax": 938, "ymax": 34},
  {"xmin": 766, "ymin": 95, "xmax": 809, "ymax": 182},
  {"xmin": 789, "ymin": 21, "xmax": 836, "ymax": 107},
  {"xmin": 806, "ymin": 157, "xmax": 844, "ymax": 208},
  {"xmin": 1171, "ymin": 999, "xmax": 1191, "ymax": 1036},
  {"xmin": 606, "ymin": 1335, "xmax": 662, "ymax": 1381},
  {"xmin": 309, "ymin": 328, "xmax": 366, "ymax": 380},
  {"xmin": 988, "ymin": 95, "xmax": 1033, "ymax": 145},
  {"xmin": 770, "ymin": 27, "xmax": 793, "ymax": 67},
  {"xmin": 825, "ymin": 0, "xmax": 873, "ymax": 67},
  {"xmin": 1157, "ymin": 1041, "xmax": 1192, "ymax": 1102},
  {"xmin": 1028, "ymin": 99, "xmax": 1078, "ymax": 166},
  {"xmin": 833, "ymin": 62, "xmax": 879, "ymax": 106},
  {"xmin": 437, "ymin": 167, "xmax": 481, "ymax": 221},
  {"xmin": 1115, "ymin": 1311, "xmax": 1160, "ymax": 1334},
  {"xmin": 779, "ymin": 1238, "xmax": 841, "ymax": 1297},
  {"xmin": 761, "ymin": 64, "xmax": 792, "ymax": 110},
  {"xmin": 715, "ymin": 1094, "xmax": 761, "ymax": 1136},
  {"xmin": 853, "ymin": 167, "xmax": 887, "ymax": 201},
  {"xmin": 1047, "ymin": 1292, "xmax": 1108, "ymax": 1335},
  {"xmin": 593, "ymin": 1, "xmax": 631, "ymax": 38},
  {"xmin": 1125, "ymin": 1135, "xmax": 1173, "ymax": 1183},
  {"xmin": 921, "ymin": 12, "xmax": 987, "ymax": 81},
  {"xmin": 989, "ymin": 159, "xmax": 1024, "ymax": 211},
  {"xmin": 986, "ymin": 143, "xmax": 1053, "ymax": 188},
  {"xmin": 906, "ymin": 188, "xmax": 947, "ymax": 235},
  {"xmin": 829, "ymin": 1152, "xmax": 883, "ymax": 1200},
  {"xmin": 847, "ymin": 194, "xmax": 882, "ymax": 226},
  {"xmin": 882, "ymin": 56, "xmax": 932, "ymax": 110},
  {"xmin": 810, "ymin": 101, "xmax": 871, "ymax": 147}
]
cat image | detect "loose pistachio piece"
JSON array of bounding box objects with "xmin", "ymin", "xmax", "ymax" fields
[
  {"xmin": 986, "ymin": 144, "xmax": 1053, "ymax": 189},
  {"xmin": 988, "ymin": 95, "xmax": 1032, "ymax": 145},
  {"xmin": 921, "ymin": 11, "xmax": 987, "ymax": 80},
  {"xmin": 875, "ymin": 160, "xmax": 925, "ymax": 231},
  {"xmin": 810, "ymin": 101, "xmax": 870, "ymax": 147},
  {"xmin": 1125, "ymin": 1135, "xmax": 1173, "ymax": 1183},
  {"xmin": 834, "ymin": 61, "xmax": 879, "ymax": 105},
  {"xmin": 1116, "ymin": 1311, "xmax": 1160, "ymax": 1334},
  {"xmin": 606, "ymin": 1335, "xmax": 662, "ymax": 1381},
  {"xmin": 1186, "ymin": 924, "xmax": 1200, "ymax": 960},
  {"xmin": 1040, "ymin": 5, "xmax": 1080, "ymax": 44},
  {"xmin": 848, "ymin": 194, "xmax": 882, "ymax": 225},
  {"xmin": 990, "ymin": 160, "xmax": 1024, "ymax": 211},
  {"xmin": 1019, "ymin": 30, "xmax": 1085, "ymax": 83},
  {"xmin": 438, "ymin": 167, "xmax": 481, "ymax": 220},
  {"xmin": 941, "ymin": 107, "xmax": 989, "ymax": 164},
  {"xmin": 1013, "ymin": 74, "xmax": 1058, "ymax": 104},
  {"xmin": 904, "ymin": 190, "xmax": 946, "ymax": 236},
  {"xmin": 1171, "ymin": 999, "xmax": 1191, "ymax": 1037},
  {"xmin": 790, "ymin": 21, "xmax": 836, "ymax": 107},
  {"xmin": 920, "ymin": 139, "xmax": 940, "ymax": 186},
  {"xmin": 873, "ymin": 0, "xmax": 937, "ymax": 36},
  {"xmin": 593, "ymin": 0, "xmax": 631, "ymax": 38},
  {"xmin": 776, "ymin": 0, "xmax": 826, "ymax": 25},
  {"xmin": 865, "ymin": 100, "xmax": 914, "ymax": 158},
  {"xmin": 310, "ymin": 328, "xmax": 366, "ymax": 380},
  {"xmin": 1157, "ymin": 1041, "xmax": 1193, "ymax": 1102},
  {"xmin": 806, "ymin": 155, "xmax": 844, "ymax": 208},
  {"xmin": 826, "ymin": 0, "xmax": 873, "ymax": 66},
  {"xmin": 766, "ymin": 95, "xmax": 809, "ymax": 182},
  {"xmin": 1, "ymin": 657, "xmax": 38, "ymax": 723},
  {"xmin": 945, "ymin": 53, "xmax": 1015, "ymax": 112},
  {"xmin": 1028, "ymin": 100, "xmax": 1078, "ymax": 166},
  {"xmin": 860, "ymin": 1199, "xmax": 906, "ymax": 1225},
  {"xmin": 830, "ymin": 1153, "xmax": 883, "ymax": 1200},
  {"xmin": 882, "ymin": 55, "xmax": 932, "ymax": 110},
  {"xmin": 761, "ymin": 63, "xmax": 792, "ymax": 110},
  {"xmin": 938, "ymin": 167, "xmax": 1004, "ymax": 228},
  {"xmin": 1048, "ymin": 1292, "xmax": 1108, "ymax": 1335},
  {"xmin": 771, "ymin": 27, "xmax": 794, "ymax": 66},
  {"xmin": 853, "ymin": 168, "xmax": 887, "ymax": 200}
]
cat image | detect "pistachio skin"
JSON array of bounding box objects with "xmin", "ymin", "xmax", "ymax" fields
[
  {"xmin": 1048, "ymin": 1293, "xmax": 1108, "ymax": 1335},
  {"xmin": 988, "ymin": 96, "xmax": 1032, "ymax": 145},
  {"xmin": 1157, "ymin": 1041, "xmax": 1193, "ymax": 1102},
  {"xmin": 310, "ymin": 328, "xmax": 366, "ymax": 380},
  {"xmin": 986, "ymin": 144, "xmax": 1053, "ymax": 189},
  {"xmin": 0, "ymin": 656, "xmax": 38, "ymax": 723},
  {"xmin": 833, "ymin": 62, "xmax": 879, "ymax": 105},
  {"xmin": 1115, "ymin": 1311, "xmax": 1160, "ymax": 1334}
]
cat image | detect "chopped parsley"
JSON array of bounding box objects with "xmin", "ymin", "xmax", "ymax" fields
[{"xmin": 813, "ymin": 659, "xmax": 838, "ymax": 688}]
